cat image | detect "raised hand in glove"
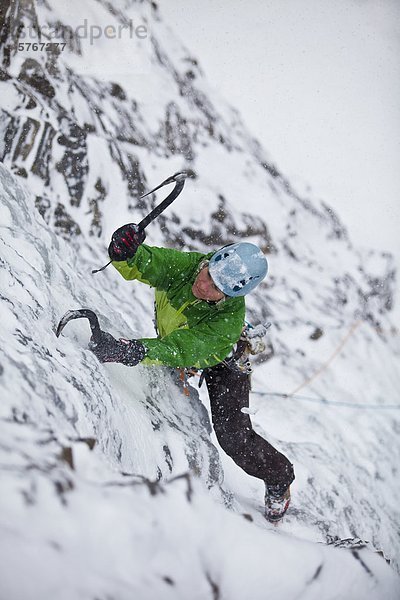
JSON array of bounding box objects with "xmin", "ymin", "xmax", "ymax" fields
[
  {"xmin": 108, "ymin": 223, "xmax": 146, "ymax": 262},
  {"xmin": 88, "ymin": 330, "xmax": 146, "ymax": 366}
]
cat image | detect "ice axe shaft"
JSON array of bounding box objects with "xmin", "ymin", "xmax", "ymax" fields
[
  {"xmin": 92, "ymin": 172, "xmax": 188, "ymax": 274},
  {"xmin": 138, "ymin": 171, "xmax": 187, "ymax": 228},
  {"xmin": 56, "ymin": 309, "xmax": 101, "ymax": 341}
]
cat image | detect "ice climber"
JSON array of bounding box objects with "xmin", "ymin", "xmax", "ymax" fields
[{"xmin": 90, "ymin": 223, "xmax": 295, "ymax": 521}]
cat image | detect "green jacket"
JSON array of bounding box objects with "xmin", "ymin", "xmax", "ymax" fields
[{"xmin": 112, "ymin": 244, "xmax": 245, "ymax": 368}]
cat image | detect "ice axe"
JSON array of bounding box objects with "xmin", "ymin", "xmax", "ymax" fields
[
  {"xmin": 56, "ymin": 173, "xmax": 189, "ymax": 342},
  {"xmin": 56, "ymin": 309, "xmax": 101, "ymax": 342},
  {"xmin": 92, "ymin": 171, "xmax": 188, "ymax": 274}
]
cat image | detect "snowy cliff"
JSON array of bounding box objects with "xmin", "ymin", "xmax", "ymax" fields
[
  {"xmin": 1, "ymin": 1, "xmax": 400, "ymax": 598},
  {"xmin": 1, "ymin": 159, "xmax": 399, "ymax": 600}
]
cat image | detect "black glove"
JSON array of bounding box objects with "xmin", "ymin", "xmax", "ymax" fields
[
  {"xmin": 108, "ymin": 223, "xmax": 146, "ymax": 261},
  {"xmin": 88, "ymin": 330, "xmax": 146, "ymax": 366}
]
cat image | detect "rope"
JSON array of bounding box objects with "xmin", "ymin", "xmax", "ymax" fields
[
  {"xmin": 191, "ymin": 319, "xmax": 399, "ymax": 410},
  {"xmin": 251, "ymin": 390, "xmax": 400, "ymax": 410},
  {"xmin": 288, "ymin": 320, "xmax": 362, "ymax": 396},
  {"xmin": 251, "ymin": 319, "xmax": 400, "ymax": 410}
]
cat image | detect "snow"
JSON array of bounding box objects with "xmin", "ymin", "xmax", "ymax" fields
[{"xmin": 159, "ymin": 0, "xmax": 400, "ymax": 264}]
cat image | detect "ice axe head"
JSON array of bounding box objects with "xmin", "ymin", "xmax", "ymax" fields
[
  {"xmin": 56, "ymin": 309, "xmax": 101, "ymax": 341},
  {"xmin": 140, "ymin": 171, "xmax": 188, "ymax": 199}
]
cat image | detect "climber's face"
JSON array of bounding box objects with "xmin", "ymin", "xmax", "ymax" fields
[{"xmin": 192, "ymin": 267, "xmax": 225, "ymax": 302}]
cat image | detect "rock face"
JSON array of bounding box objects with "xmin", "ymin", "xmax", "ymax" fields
[
  {"xmin": 0, "ymin": 1, "xmax": 399, "ymax": 597},
  {"xmin": 1, "ymin": 161, "xmax": 399, "ymax": 600},
  {"xmin": 0, "ymin": 1, "xmax": 395, "ymax": 326}
]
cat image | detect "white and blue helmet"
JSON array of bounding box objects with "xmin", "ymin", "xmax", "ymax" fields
[{"xmin": 209, "ymin": 242, "xmax": 268, "ymax": 297}]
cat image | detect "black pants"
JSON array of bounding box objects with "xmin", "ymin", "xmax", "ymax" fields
[{"xmin": 204, "ymin": 362, "xmax": 295, "ymax": 495}]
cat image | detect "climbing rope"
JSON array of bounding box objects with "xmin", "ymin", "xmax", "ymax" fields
[
  {"xmin": 252, "ymin": 320, "xmax": 400, "ymax": 410},
  {"xmin": 188, "ymin": 319, "xmax": 399, "ymax": 411},
  {"xmin": 288, "ymin": 320, "xmax": 362, "ymax": 396},
  {"xmin": 251, "ymin": 390, "xmax": 400, "ymax": 410}
]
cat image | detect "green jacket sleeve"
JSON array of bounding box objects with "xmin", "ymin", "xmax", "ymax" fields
[
  {"xmin": 112, "ymin": 244, "xmax": 204, "ymax": 290},
  {"xmin": 141, "ymin": 298, "xmax": 245, "ymax": 369}
]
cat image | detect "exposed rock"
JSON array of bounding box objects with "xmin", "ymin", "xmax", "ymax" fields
[
  {"xmin": 56, "ymin": 120, "xmax": 88, "ymax": 206},
  {"xmin": 54, "ymin": 202, "xmax": 81, "ymax": 237},
  {"xmin": 31, "ymin": 121, "xmax": 56, "ymax": 184},
  {"xmin": 18, "ymin": 58, "xmax": 56, "ymax": 98}
]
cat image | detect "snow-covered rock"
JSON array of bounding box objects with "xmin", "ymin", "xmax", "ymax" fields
[{"xmin": 1, "ymin": 161, "xmax": 399, "ymax": 599}]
